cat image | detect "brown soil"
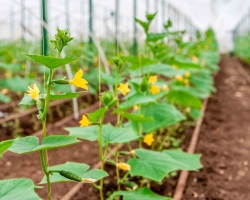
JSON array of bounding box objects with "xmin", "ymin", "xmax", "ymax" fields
[{"xmin": 183, "ymin": 56, "xmax": 250, "ymax": 200}]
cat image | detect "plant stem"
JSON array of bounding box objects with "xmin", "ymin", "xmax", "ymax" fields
[
  {"xmin": 115, "ymin": 144, "xmax": 121, "ymax": 191},
  {"xmin": 98, "ymin": 114, "xmax": 105, "ymax": 200}
]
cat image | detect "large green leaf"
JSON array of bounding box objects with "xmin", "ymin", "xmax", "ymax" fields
[
  {"xmin": 121, "ymin": 112, "xmax": 154, "ymax": 122},
  {"xmin": 167, "ymin": 89, "xmax": 202, "ymax": 108},
  {"xmin": 146, "ymin": 33, "xmax": 168, "ymax": 42},
  {"xmin": 118, "ymin": 93, "xmax": 156, "ymax": 110},
  {"xmin": 173, "ymin": 58, "xmax": 202, "ymax": 69},
  {"xmin": 189, "ymin": 108, "xmax": 202, "ymax": 120},
  {"xmin": 40, "ymin": 162, "xmax": 108, "ymax": 184},
  {"xmin": 67, "ymin": 124, "xmax": 139, "ymax": 145},
  {"xmin": 0, "ymin": 139, "xmax": 17, "ymax": 158},
  {"xmin": 0, "ymin": 178, "xmax": 41, "ymax": 200},
  {"xmin": 25, "ymin": 54, "xmax": 79, "ymax": 70},
  {"xmin": 128, "ymin": 148, "xmax": 202, "ymax": 182},
  {"xmin": 110, "ymin": 187, "xmax": 171, "ymax": 200},
  {"xmin": 9, "ymin": 135, "xmax": 79, "ymax": 154},
  {"xmin": 131, "ymin": 64, "xmax": 186, "ymax": 78},
  {"xmin": 50, "ymin": 92, "xmax": 80, "ymax": 100},
  {"xmin": 0, "ymin": 93, "xmax": 10, "ymax": 103},
  {"xmin": 19, "ymin": 94, "xmax": 36, "ymax": 106},
  {"xmin": 131, "ymin": 102, "xmax": 186, "ymax": 133}
]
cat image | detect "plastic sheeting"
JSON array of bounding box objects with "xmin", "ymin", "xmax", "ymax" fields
[{"xmin": 167, "ymin": 0, "xmax": 250, "ymax": 52}]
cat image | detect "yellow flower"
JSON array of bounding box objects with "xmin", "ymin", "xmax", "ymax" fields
[
  {"xmin": 116, "ymin": 163, "xmax": 131, "ymax": 171},
  {"xmin": 69, "ymin": 69, "xmax": 88, "ymax": 90},
  {"xmin": 1, "ymin": 89, "xmax": 8, "ymax": 95},
  {"xmin": 185, "ymin": 107, "xmax": 191, "ymax": 113},
  {"xmin": 143, "ymin": 133, "xmax": 154, "ymax": 146},
  {"xmin": 79, "ymin": 115, "xmax": 91, "ymax": 127},
  {"xmin": 162, "ymin": 84, "xmax": 168, "ymax": 91},
  {"xmin": 129, "ymin": 150, "xmax": 135, "ymax": 155},
  {"xmin": 150, "ymin": 85, "xmax": 160, "ymax": 95},
  {"xmin": 4, "ymin": 71, "xmax": 12, "ymax": 78},
  {"xmin": 27, "ymin": 84, "xmax": 40, "ymax": 101},
  {"xmin": 117, "ymin": 83, "xmax": 130, "ymax": 96},
  {"xmin": 185, "ymin": 72, "xmax": 190, "ymax": 78},
  {"xmin": 175, "ymin": 75, "xmax": 184, "ymax": 82},
  {"xmin": 148, "ymin": 75, "xmax": 157, "ymax": 84},
  {"xmin": 201, "ymin": 60, "xmax": 206, "ymax": 67},
  {"xmin": 184, "ymin": 79, "xmax": 189, "ymax": 86},
  {"xmin": 82, "ymin": 178, "xmax": 97, "ymax": 183},
  {"xmin": 191, "ymin": 56, "xmax": 199, "ymax": 63},
  {"xmin": 133, "ymin": 105, "xmax": 139, "ymax": 111}
]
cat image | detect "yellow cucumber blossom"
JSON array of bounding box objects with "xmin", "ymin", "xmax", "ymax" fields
[
  {"xmin": 117, "ymin": 83, "xmax": 130, "ymax": 96},
  {"xmin": 162, "ymin": 84, "xmax": 168, "ymax": 91},
  {"xmin": 143, "ymin": 133, "xmax": 154, "ymax": 146},
  {"xmin": 129, "ymin": 150, "xmax": 135, "ymax": 155},
  {"xmin": 185, "ymin": 72, "xmax": 190, "ymax": 78},
  {"xmin": 175, "ymin": 75, "xmax": 184, "ymax": 82},
  {"xmin": 133, "ymin": 105, "xmax": 139, "ymax": 111},
  {"xmin": 150, "ymin": 85, "xmax": 160, "ymax": 95},
  {"xmin": 116, "ymin": 163, "xmax": 131, "ymax": 171},
  {"xmin": 148, "ymin": 75, "xmax": 157, "ymax": 84},
  {"xmin": 191, "ymin": 56, "xmax": 199, "ymax": 63},
  {"xmin": 79, "ymin": 115, "xmax": 91, "ymax": 127},
  {"xmin": 184, "ymin": 79, "xmax": 189, "ymax": 86},
  {"xmin": 70, "ymin": 69, "xmax": 88, "ymax": 90},
  {"xmin": 1, "ymin": 89, "xmax": 8, "ymax": 95},
  {"xmin": 27, "ymin": 84, "xmax": 40, "ymax": 101}
]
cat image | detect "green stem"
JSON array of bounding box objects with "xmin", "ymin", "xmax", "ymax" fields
[
  {"xmin": 115, "ymin": 144, "xmax": 121, "ymax": 191},
  {"xmin": 119, "ymin": 171, "xmax": 129, "ymax": 184},
  {"xmin": 98, "ymin": 113, "xmax": 106, "ymax": 200}
]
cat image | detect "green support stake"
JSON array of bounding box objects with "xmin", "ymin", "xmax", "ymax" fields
[
  {"xmin": 115, "ymin": 0, "xmax": 119, "ymax": 54},
  {"xmin": 21, "ymin": 0, "xmax": 25, "ymax": 42},
  {"xmin": 132, "ymin": 0, "xmax": 137, "ymax": 55},
  {"xmin": 41, "ymin": 0, "xmax": 48, "ymax": 56},
  {"xmin": 89, "ymin": 0, "xmax": 93, "ymax": 45},
  {"xmin": 65, "ymin": 0, "xmax": 70, "ymax": 29}
]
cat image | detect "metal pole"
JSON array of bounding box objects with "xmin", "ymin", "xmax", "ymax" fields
[
  {"xmin": 65, "ymin": 0, "xmax": 70, "ymax": 29},
  {"xmin": 10, "ymin": 5, "xmax": 15, "ymax": 41},
  {"xmin": 146, "ymin": 0, "xmax": 149, "ymax": 13},
  {"xmin": 81, "ymin": 0, "xmax": 85, "ymax": 40},
  {"xmin": 21, "ymin": 0, "xmax": 25, "ymax": 42},
  {"xmin": 41, "ymin": 0, "xmax": 48, "ymax": 56},
  {"xmin": 132, "ymin": 0, "xmax": 137, "ymax": 55},
  {"xmin": 115, "ymin": 0, "xmax": 119, "ymax": 54},
  {"xmin": 161, "ymin": 0, "xmax": 165, "ymax": 31},
  {"xmin": 89, "ymin": 0, "xmax": 93, "ymax": 45}
]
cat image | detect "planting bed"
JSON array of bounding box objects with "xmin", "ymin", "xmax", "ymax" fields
[{"xmin": 183, "ymin": 56, "xmax": 250, "ymax": 200}]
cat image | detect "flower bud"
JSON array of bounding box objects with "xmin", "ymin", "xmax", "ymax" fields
[
  {"xmin": 53, "ymin": 79, "xmax": 70, "ymax": 85},
  {"xmin": 100, "ymin": 91, "xmax": 118, "ymax": 108}
]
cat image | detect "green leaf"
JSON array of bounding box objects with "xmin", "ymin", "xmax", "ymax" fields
[
  {"xmin": 9, "ymin": 135, "xmax": 79, "ymax": 154},
  {"xmin": 110, "ymin": 187, "xmax": 171, "ymax": 200},
  {"xmin": 189, "ymin": 108, "xmax": 202, "ymax": 120},
  {"xmin": 128, "ymin": 148, "xmax": 202, "ymax": 182},
  {"xmin": 40, "ymin": 162, "xmax": 108, "ymax": 184},
  {"xmin": 0, "ymin": 93, "xmax": 10, "ymax": 103},
  {"xmin": 101, "ymin": 72, "xmax": 123, "ymax": 85},
  {"xmin": 121, "ymin": 112, "xmax": 154, "ymax": 122},
  {"xmin": 87, "ymin": 107, "xmax": 106, "ymax": 122},
  {"xmin": 25, "ymin": 54, "xmax": 79, "ymax": 70},
  {"xmin": 131, "ymin": 102, "xmax": 186, "ymax": 133},
  {"xmin": 131, "ymin": 64, "xmax": 186, "ymax": 78},
  {"xmin": 167, "ymin": 89, "xmax": 202, "ymax": 108},
  {"xmin": 50, "ymin": 92, "xmax": 80, "ymax": 100},
  {"xmin": 67, "ymin": 124, "xmax": 139, "ymax": 145},
  {"xmin": 173, "ymin": 58, "xmax": 202, "ymax": 69},
  {"xmin": 0, "ymin": 178, "xmax": 41, "ymax": 200},
  {"xmin": 0, "ymin": 139, "xmax": 17, "ymax": 158},
  {"xmin": 146, "ymin": 33, "xmax": 168, "ymax": 42},
  {"xmin": 19, "ymin": 94, "xmax": 36, "ymax": 106},
  {"xmin": 118, "ymin": 93, "xmax": 156, "ymax": 110}
]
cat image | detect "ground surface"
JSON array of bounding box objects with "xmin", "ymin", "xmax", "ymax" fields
[{"xmin": 184, "ymin": 56, "xmax": 250, "ymax": 200}]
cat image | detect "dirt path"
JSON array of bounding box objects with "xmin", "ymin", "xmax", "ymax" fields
[{"xmin": 184, "ymin": 56, "xmax": 250, "ymax": 200}]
